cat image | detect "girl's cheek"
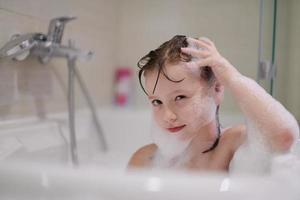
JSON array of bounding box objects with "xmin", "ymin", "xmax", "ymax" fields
[
  {"xmin": 176, "ymin": 109, "xmax": 186, "ymax": 123},
  {"xmin": 153, "ymin": 110, "xmax": 164, "ymax": 127},
  {"xmin": 177, "ymin": 102, "xmax": 193, "ymax": 118}
]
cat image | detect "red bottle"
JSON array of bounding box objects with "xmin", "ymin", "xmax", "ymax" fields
[{"xmin": 114, "ymin": 67, "xmax": 133, "ymax": 107}]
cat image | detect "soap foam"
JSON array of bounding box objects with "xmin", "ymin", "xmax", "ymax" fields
[
  {"xmin": 229, "ymin": 118, "xmax": 273, "ymax": 175},
  {"xmin": 150, "ymin": 120, "xmax": 191, "ymax": 162}
]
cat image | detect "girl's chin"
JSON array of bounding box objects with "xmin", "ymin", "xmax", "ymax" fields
[{"xmin": 177, "ymin": 130, "xmax": 195, "ymax": 141}]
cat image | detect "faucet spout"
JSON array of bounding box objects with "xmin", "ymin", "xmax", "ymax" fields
[{"xmin": 31, "ymin": 42, "xmax": 93, "ymax": 63}]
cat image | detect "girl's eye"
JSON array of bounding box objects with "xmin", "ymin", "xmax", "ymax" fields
[
  {"xmin": 175, "ymin": 95, "xmax": 186, "ymax": 101},
  {"xmin": 152, "ymin": 99, "xmax": 162, "ymax": 106}
]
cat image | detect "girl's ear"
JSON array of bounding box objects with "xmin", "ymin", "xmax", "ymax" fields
[{"xmin": 214, "ymin": 81, "xmax": 224, "ymax": 105}]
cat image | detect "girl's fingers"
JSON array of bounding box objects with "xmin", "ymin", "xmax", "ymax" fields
[
  {"xmin": 185, "ymin": 57, "xmax": 212, "ymax": 72},
  {"xmin": 181, "ymin": 47, "xmax": 210, "ymax": 59},
  {"xmin": 181, "ymin": 47, "xmax": 198, "ymax": 57},
  {"xmin": 185, "ymin": 61, "xmax": 202, "ymax": 75},
  {"xmin": 195, "ymin": 57, "xmax": 212, "ymax": 68},
  {"xmin": 187, "ymin": 37, "xmax": 211, "ymax": 50}
]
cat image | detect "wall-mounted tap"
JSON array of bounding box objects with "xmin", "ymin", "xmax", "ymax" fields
[
  {"xmin": 0, "ymin": 16, "xmax": 87, "ymax": 63},
  {"xmin": 0, "ymin": 16, "xmax": 107, "ymax": 166}
]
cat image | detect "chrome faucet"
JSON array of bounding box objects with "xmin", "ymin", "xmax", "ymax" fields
[{"xmin": 0, "ymin": 16, "xmax": 107, "ymax": 166}]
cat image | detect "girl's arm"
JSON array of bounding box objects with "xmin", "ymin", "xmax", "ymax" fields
[{"xmin": 181, "ymin": 37, "xmax": 299, "ymax": 153}]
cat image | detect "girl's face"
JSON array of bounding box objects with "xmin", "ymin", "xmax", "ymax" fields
[{"xmin": 145, "ymin": 62, "xmax": 218, "ymax": 141}]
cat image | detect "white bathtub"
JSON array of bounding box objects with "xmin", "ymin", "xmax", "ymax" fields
[
  {"xmin": 0, "ymin": 108, "xmax": 153, "ymax": 167},
  {"xmin": 0, "ymin": 108, "xmax": 299, "ymax": 200}
]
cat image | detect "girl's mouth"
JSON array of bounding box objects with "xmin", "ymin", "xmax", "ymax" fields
[{"xmin": 167, "ymin": 125, "xmax": 186, "ymax": 133}]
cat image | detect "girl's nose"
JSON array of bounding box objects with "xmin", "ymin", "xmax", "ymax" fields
[{"xmin": 163, "ymin": 108, "xmax": 177, "ymax": 123}]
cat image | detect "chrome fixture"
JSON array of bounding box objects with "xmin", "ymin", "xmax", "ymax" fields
[{"xmin": 0, "ymin": 16, "xmax": 107, "ymax": 166}]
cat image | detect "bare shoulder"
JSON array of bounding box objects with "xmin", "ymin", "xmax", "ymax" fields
[
  {"xmin": 219, "ymin": 124, "xmax": 247, "ymax": 152},
  {"xmin": 127, "ymin": 143, "xmax": 157, "ymax": 168}
]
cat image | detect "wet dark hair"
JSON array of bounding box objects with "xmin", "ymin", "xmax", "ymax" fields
[
  {"xmin": 137, "ymin": 35, "xmax": 221, "ymax": 154},
  {"xmin": 137, "ymin": 35, "xmax": 215, "ymax": 95}
]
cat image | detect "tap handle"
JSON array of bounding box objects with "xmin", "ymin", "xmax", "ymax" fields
[
  {"xmin": 51, "ymin": 16, "xmax": 77, "ymax": 24},
  {"xmin": 47, "ymin": 16, "xmax": 77, "ymax": 44}
]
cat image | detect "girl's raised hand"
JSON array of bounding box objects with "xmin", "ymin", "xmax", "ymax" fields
[{"xmin": 181, "ymin": 37, "xmax": 238, "ymax": 85}]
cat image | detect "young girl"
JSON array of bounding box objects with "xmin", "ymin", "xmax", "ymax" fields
[{"xmin": 128, "ymin": 35, "xmax": 299, "ymax": 172}]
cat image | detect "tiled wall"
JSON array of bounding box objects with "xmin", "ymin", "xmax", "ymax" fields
[{"xmin": 285, "ymin": 0, "xmax": 300, "ymax": 120}]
